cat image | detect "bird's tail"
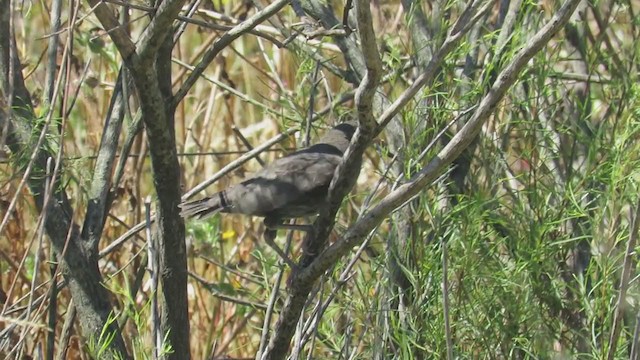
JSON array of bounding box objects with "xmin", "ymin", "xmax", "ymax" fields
[{"xmin": 179, "ymin": 194, "xmax": 224, "ymax": 219}]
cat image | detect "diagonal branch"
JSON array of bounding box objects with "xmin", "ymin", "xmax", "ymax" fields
[
  {"xmin": 263, "ymin": 0, "xmax": 382, "ymax": 358},
  {"xmin": 375, "ymin": 0, "xmax": 494, "ymax": 134},
  {"xmin": 301, "ymin": 0, "xmax": 583, "ymax": 285},
  {"xmin": 85, "ymin": 0, "xmax": 137, "ymax": 60},
  {"xmin": 136, "ymin": 0, "xmax": 186, "ymax": 64}
]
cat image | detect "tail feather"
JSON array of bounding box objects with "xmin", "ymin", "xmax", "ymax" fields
[{"xmin": 179, "ymin": 195, "xmax": 223, "ymax": 219}]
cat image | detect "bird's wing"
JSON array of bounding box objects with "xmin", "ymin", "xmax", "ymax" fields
[
  {"xmin": 259, "ymin": 151, "xmax": 342, "ymax": 189},
  {"xmin": 225, "ymin": 152, "xmax": 342, "ymax": 216}
]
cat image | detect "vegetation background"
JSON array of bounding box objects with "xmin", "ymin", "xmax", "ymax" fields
[{"xmin": 0, "ymin": 0, "xmax": 639, "ymax": 359}]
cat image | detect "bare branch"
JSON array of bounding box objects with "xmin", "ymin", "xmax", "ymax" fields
[
  {"xmin": 84, "ymin": 0, "xmax": 137, "ymax": 60},
  {"xmin": 81, "ymin": 69, "xmax": 126, "ymax": 255},
  {"xmin": 263, "ymin": 0, "xmax": 382, "ymax": 358},
  {"xmin": 300, "ymin": 0, "xmax": 582, "ymax": 290},
  {"xmin": 135, "ymin": 0, "xmax": 186, "ymax": 64}
]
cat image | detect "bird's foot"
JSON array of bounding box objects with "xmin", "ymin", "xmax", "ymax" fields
[
  {"xmin": 263, "ymin": 229, "xmax": 299, "ymax": 271},
  {"xmin": 263, "ymin": 217, "xmax": 313, "ymax": 233}
]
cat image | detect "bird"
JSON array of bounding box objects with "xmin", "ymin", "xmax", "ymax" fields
[{"xmin": 179, "ymin": 120, "xmax": 358, "ymax": 267}]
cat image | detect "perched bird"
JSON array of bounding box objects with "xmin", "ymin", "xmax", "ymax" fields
[{"xmin": 180, "ymin": 120, "xmax": 358, "ymax": 265}]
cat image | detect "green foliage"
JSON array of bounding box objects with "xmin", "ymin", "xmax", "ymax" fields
[{"xmin": 85, "ymin": 312, "xmax": 120, "ymax": 359}]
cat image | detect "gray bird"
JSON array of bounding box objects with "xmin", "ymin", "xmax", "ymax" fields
[{"xmin": 179, "ymin": 121, "xmax": 358, "ymax": 265}]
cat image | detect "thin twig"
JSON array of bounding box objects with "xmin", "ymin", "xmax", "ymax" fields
[
  {"xmin": 189, "ymin": 272, "xmax": 268, "ymax": 310},
  {"xmin": 442, "ymin": 238, "xmax": 453, "ymax": 360},
  {"xmin": 55, "ymin": 300, "xmax": 75, "ymax": 360},
  {"xmin": 607, "ymin": 198, "xmax": 640, "ymax": 359}
]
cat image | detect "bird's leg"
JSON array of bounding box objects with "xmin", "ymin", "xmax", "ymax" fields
[
  {"xmin": 262, "ymin": 227, "xmax": 298, "ymax": 270},
  {"xmin": 268, "ymin": 223, "xmax": 314, "ymax": 232},
  {"xmin": 263, "ymin": 216, "xmax": 314, "ymax": 233}
]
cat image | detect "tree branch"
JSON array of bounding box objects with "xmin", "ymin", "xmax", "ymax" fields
[
  {"xmin": 302, "ymin": 0, "xmax": 583, "ymax": 284},
  {"xmin": 81, "ymin": 69, "xmax": 126, "ymax": 255},
  {"xmin": 263, "ymin": 1, "xmax": 382, "ymax": 358},
  {"xmin": 136, "ymin": 0, "xmax": 185, "ymax": 64},
  {"xmin": 84, "ymin": 0, "xmax": 137, "ymax": 61}
]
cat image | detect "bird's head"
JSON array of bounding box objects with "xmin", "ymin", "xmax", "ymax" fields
[
  {"xmin": 316, "ymin": 119, "xmax": 358, "ymax": 154},
  {"xmin": 332, "ymin": 120, "xmax": 357, "ymax": 141}
]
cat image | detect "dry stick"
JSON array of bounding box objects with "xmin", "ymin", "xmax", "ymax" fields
[
  {"xmin": 188, "ymin": 272, "xmax": 268, "ymax": 310},
  {"xmin": 232, "ymin": 125, "xmax": 266, "ymax": 167},
  {"xmin": 304, "ymin": 62, "xmax": 322, "ymax": 146},
  {"xmin": 14, "ymin": 159, "xmax": 55, "ymax": 359},
  {"xmin": 111, "ymin": 111, "xmax": 142, "ymax": 197},
  {"xmin": 198, "ymin": 256, "xmax": 264, "ymax": 285},
  {"xmin": 55, "ymin": 300, "xmax": 76, "ymax": 360},
  {"xmin": 290, "ymin": 282, "xmax": 314, "ymax": 360},
  {"xmin": 43, "ymin": 0, "xmax": 62, "ymax": 103},
  {"xmin": 172, "ymin": 0, "xmax": 202, "ymax": 44},
  {"xmin": 258, "ymin": 281, "xmax": 280, "ymax": 358},
  {"xmin": 63, "ymin": 59, "xmax": 91, "ymax": 119},
  {"xmin": 0, "ymin": 19, "xmax": 15, "ymax": 149},
  {"xmin": 0, "ymin": 0, "xmax": 16, "ymax": 152},
  {"xmin": 607, "ymin": 199, "xmax": 640, "ymax": 360},
  {"xmin": 46, "ymin": 253, "xmax": 58, "ymax": 360},
  {"xmin": 256, "ymin": 230, "xmax": 292, "ymax": 360},
  {"xmin": 630, "ymin": 311, "xmax": 640, "ymax": 359}
]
